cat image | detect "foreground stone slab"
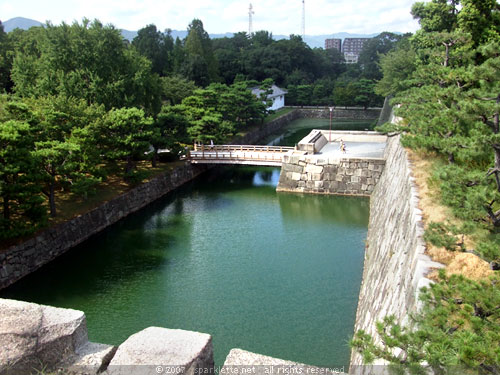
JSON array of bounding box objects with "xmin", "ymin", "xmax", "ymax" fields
[
  {"xmin": 60, "ymin": 341, "xmax": 117, "ymax": 375},
  {"xmin": 223, "ymin": 349, "xmax": 346, "ymax": 375},
  {"xmin": 105, "ymin": 327, "xmax": 214, "ymax": 375},
  {"xmin": 0, "ymin": 298, "xmax": 87, "ymax": 375}
]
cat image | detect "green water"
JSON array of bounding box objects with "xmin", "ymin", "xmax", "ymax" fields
[{"xmin": 1, "ymin": 118, "xmax": 371, "ymax": 368}]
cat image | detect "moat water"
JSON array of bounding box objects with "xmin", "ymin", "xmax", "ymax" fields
[{"xmin": 1, "ymin": 118, "xmax": 373, "ymax": 367}]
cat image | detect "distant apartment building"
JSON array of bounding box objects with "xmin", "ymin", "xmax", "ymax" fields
[
  {"xmin": 341, "ymin": 38, "xmax": 371, "ymax": 63},
  {"xmin": 324, "ymin": 38, "xmax": 342, "ymax": 51}
]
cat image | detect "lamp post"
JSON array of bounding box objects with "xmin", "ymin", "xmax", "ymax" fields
[{"xmin": 329, "ymin": 106, "xmax": 334, "ymax": 142}]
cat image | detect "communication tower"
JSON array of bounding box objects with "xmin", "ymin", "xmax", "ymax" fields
[
  {"xmin": 301, "ymin": 0, "xmax": 305, "ymax": 39},
  {"xmin": 249, "ymin": 3, "xmax": 254, "ymax": 35}
]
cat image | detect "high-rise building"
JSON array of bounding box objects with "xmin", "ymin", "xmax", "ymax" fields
[
  {"xmin": 324, "ymin": 38, "xmax": 342, "ymax": 51},
  {"xmin": 341, "ymin": 38, "xmax": 370, "ymax": 63}
]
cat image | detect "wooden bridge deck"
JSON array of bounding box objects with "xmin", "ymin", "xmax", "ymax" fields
[{"xmin": 190, "ymin": 145, "xmax": 294, "ymax": 166}]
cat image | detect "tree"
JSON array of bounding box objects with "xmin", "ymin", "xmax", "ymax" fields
[
  {"xmin": 183, "ymin": 19, "xmax": 219, "ymax": 86},
  {"xmin": 0, "ymin": 110, "xmax": 46, "ymax": 239},
  {"xmin": 375, "ymin": 39, "xmax": 417, "ymax": 97},
  {"xmin": 132, "ymin": 25, "xmax": 174, "ymax": 76},
  {"xmin": 160, "ymin": 75, "xmax": 197, "ymax": 105},
  {"xmin": 358, "ymin": 32, "xmax": 404, "ymax": 80},
  {"xmin": 0, "ymin": 21, "xmax": 14, "ymax": 92},
  {"xmin": 351, "ymin": 271, "xmax": 500, "ymax": 374},
  {"xmin": 364, "ymin": 6, "xmax": 500, "ymax": 371},
  {"xmin": 11, "ymin": 19, "xmax": 161, "ymax": 112},
  {"xmin": 150, "ymin": 105, "xmax": 190, "ymax": 167},
  {"xmin": 32, "ymin": 139, "xmax": 80, "ymax": 217},
  {"xmin": 97, "ymin": 108, "xmax": 153, "ymax": 175}
]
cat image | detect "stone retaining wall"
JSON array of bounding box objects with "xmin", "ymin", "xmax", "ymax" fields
[
  {"xmin": 350, "ymin": 136, "xmax": 443, "ymax": 374},
  {"xmin": 277, "ymin": 131, "xmax": 386, "ymax": 196},
  {"xmin": 295, "ymin": 108, "xmax": 381, "ymax": 120},
  {"xmin": 277, "ymin": 154, "xmax": 385, "ymax": 196}
]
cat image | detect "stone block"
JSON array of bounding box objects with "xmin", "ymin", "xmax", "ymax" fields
[
  {"xmin": 61, "ymin": 342, "xmax": 116, "ymax": 375},
  {"xmin": 314, "ymin": 181, "xmax": 324, "ymax": 189},
  {"xmin": 0, "ymin": 299, "xmax": 88, "ymax": 375},
  {"xmin": 306, "ymin": 181, "xmax": 315, "ymax": 188},
  {"xmin": 354, "ymin": 169, "xmax": 362, "ymax": 177},
  {"xmin": 291, "ymin": 172, "xmax": 302, "ymax": 181},
  {"xmin": 298, "ymin": 181, "xmax": 306, "ymax": 188},
  {"xmin": 312, "ymin": 173, "xmax": 323, "ymax": 181},
  {"xmin": 351, "ymin": 176, "xmax": 360, "ymax": 183},
  {"xmin": 304, "ymin": 164, "xmax": 323, "ymax": 174},
  {"xmin": 323, "ymin": 165, "xmax": 338, "ymax": 174},
  {"xmin": 106, "ymin": 327, "xmax": 214, "ymax": 375},
  {"xmin": 335, "ymin": 174, "xmax": 344, "ymax": 182}
]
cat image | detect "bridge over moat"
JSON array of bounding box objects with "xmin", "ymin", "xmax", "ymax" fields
[
  {"xmin": 189, "ymin": 130, "xmax": 388, "ymax": 196},
  {"xmin": 190, "ymin": 144, "xmax": 294, "ymax": 167}
]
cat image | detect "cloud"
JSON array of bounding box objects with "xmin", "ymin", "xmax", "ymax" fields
[{"xmin": 1, "ymin": 0, "xmax": 422, "ymax": 35}]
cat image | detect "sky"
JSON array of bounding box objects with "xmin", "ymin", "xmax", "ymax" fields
[{"xmin": 1, "ymin": 0, "xmax": 422, "ymax": 35}]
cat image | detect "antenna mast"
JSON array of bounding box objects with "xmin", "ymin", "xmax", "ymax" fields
[
  {"xmin": 301, "ymin": 0, "xmax": 305, "ymax": 39},
  {"xmin": 249, "ymin": 3, "xmax": 254, "ymax": 35}
]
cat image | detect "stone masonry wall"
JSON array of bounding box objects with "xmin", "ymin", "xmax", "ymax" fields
[
  {"xmin": 349, "ymin": 136, "xmax": 443, "ymax": 374},
  {"xmin": 295, "ymin": 107, "xmax": 381, "ymax": 120},
  {"xmin": 277, "ymin": 154, "xmax": 385, "ymax": 196}
]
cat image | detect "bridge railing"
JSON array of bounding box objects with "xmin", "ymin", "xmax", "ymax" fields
[
  {"xmin": 193, "ymin": 144, "xmax": 294, "ymax": 153},
  {"xmin": 190, "ymin": 144, "xmax": 294, "ymax": 163}
]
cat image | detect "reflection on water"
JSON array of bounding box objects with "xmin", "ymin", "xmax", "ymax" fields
[
  {"xmin": 253, "ymin": 169, "xmax": 281, "ymax": 186},
  {"xmin": 278, "ymin": 193, "xmax": 369, "ymax": 228}
]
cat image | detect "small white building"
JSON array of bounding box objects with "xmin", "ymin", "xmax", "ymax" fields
[{"xmin": 251, "ymin": 85, "xmax": 288, "ymax": 111}]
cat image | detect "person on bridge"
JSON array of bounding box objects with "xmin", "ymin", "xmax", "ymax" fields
[
  {"xmin": 340, "ymin": 139, "xmax": 347, "ymax": 154},
  {"xmin": 210, "ymin": 139, "xmax": 214, "ymax": 150}
]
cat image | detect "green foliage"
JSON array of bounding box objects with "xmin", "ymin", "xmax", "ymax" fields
[
  {"xmin": 132, "ymin": 25, "xmax": 174, "ymax": 76},
  {"xmin": 95, "ymin": 107, "xmax": 153, "ymax": 174},
  {"xmin": 10, "ymin": 19, "xmax": 161, "ymax": 113},
  {"xmin": 384, "ymin": 0, "xmax": 500, "ymax": 246},
  {"xmin": 355, "ymin": 0, "xmax": 500, "ymax": 371},
  {"xmin": 358, "ymin": 32, "xmax": 404, "ymax": 81},
  {"xmin": 351, "ymin": 271, "xmax": 500, "ymax": 374},
  {"xmin": 375, "ymin": 38, "xmax": 417, "ymax": 97},
  {"xmin": 172, "ymin": 82, "xmax": 267, "ymax": 143},
  {"xmin": 424, "ymin": 222, "xmax": 463, "ymax": 251},
  {"xmin": 0, "ymin": 116, "xmax": 46, "ymax": 239},
  {"xmin": 183, "ymin": 19, "xmax": 219, "ymax": 86},
  {"xmin": 0, "ymin": 21, "xmax": 14, "ymax": 92},
  {"xmin": 69, "ymin": 174, "xmax": 102, "ymax": 201},
  {"xmin": 160, "ymin": 75, "xmax": 197, "ymax": 105}
]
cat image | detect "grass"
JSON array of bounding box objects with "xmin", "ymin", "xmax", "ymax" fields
[
  {"xmin": 406, "ymin": 149, "xmax": 493, "ymax": 280},
  {"xmin": 233, "ymin": 107, "xmax": 295, "ymax": 142},
  {"xmin": 53, "ymin": 160, "xmax": 186, "ymax": 224},
  {"xmin": 263, "ymin": 107, "xmax": 294, "ymax": 124}
]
